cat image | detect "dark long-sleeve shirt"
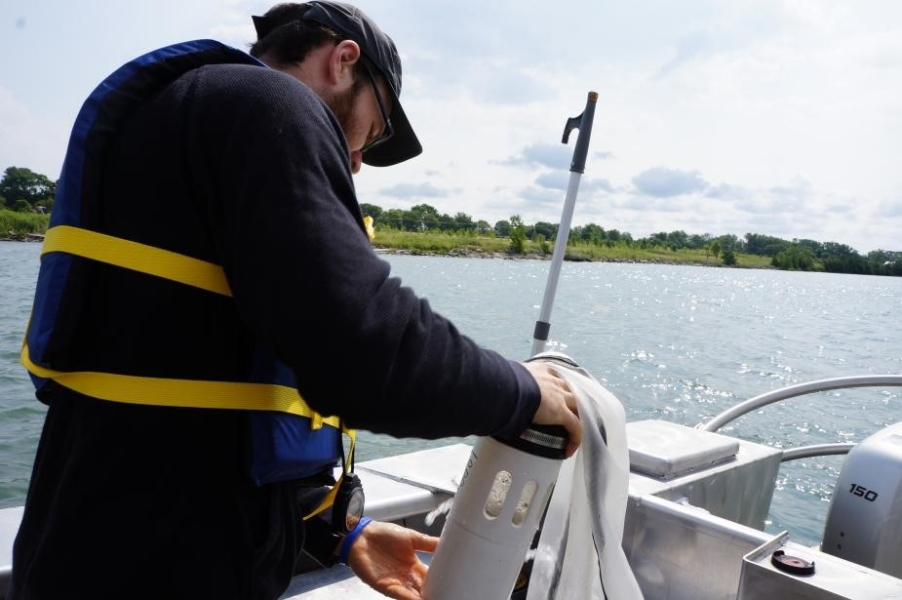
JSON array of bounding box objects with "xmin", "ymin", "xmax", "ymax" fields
[{"xmin": 11, "ymin": 60, "xmax": 539, "ymax": 600}]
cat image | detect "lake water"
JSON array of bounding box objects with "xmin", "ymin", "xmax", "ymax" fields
[{"xmin": 1, "ymin": 240, "xmax": 900, "ymax": 547}]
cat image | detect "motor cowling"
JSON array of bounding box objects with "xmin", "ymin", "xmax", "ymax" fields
[{"xmin": 822, "ymin": 421, "xmax": 902, "ymax": 578}]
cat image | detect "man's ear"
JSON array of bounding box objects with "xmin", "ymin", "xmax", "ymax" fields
[{"xmin": 327, "ymin": 39, "xmax": 362, "ymax": 88}]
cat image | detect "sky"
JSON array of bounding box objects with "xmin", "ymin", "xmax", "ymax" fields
[{"xmin": 2, "ymin": 0, "xmax": 900, "ymax": 254}]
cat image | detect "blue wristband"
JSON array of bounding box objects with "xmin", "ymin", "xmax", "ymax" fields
[{"xmin": 339, "ymin": 516, "xmax": 373, "ymax": 565}]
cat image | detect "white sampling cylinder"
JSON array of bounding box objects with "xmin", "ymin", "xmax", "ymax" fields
[{"xmin": 423, "ymin": 425, "xmax": 568, "ymax": 600}]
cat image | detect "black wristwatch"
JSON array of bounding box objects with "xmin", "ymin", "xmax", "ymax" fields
[{"xmin": 331, "ymin": 473, "xmax": 365, "ymax": 535}]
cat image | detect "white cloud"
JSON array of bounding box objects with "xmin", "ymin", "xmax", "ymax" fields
[
  {"xmin": 632, "ymin": 167, "xmax": 709, "ymax": 198},
  {"xmin": 0, "ymin": 87, "xmax": 69, "ymax": 180},
  {"xmin": 534, "ymin": 172, "xmax": 569, "ymax": 192},
  {"xmin": 1, "ymin": 0, "xmax": 900, "ymax": 253},
  {"xmin": 502, "ymin": 144, "xmax": 571, "ymax": 171},
  {"xmin": 379, "ymin": 182, "xmax": 450, "ymax": 200}
]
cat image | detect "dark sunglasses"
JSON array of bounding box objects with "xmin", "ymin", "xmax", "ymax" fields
[{"xmin": 359, "ymin": 61, "xmax": 394, "ymax": 154}]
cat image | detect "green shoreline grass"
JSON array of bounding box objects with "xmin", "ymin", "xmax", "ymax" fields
[
  {"xmin": 0, "ymin": 209, "xmax": 48, "ymax": 239},
  {"xmin": 372, "ymin": 229, "xmax": 773, "ymax": 269},
  {"xmin": 0, "ymin": 209, "xmax": 771, "ymax": 269}
]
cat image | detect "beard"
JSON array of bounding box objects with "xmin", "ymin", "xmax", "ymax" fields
[{"xmin": 322, "ymin": 80, "xmax": 365, "ymax": 146}]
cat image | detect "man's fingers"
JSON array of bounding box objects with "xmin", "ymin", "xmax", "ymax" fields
[
  {"xmin": 521, "ymin": 360, "xmax": 583, "ymax": 457},
  {"xmin": 563, "ymin": 406, "xmax": 582, "ymax": 456},
  {"xmin": 412, "ymin": 532, "xmax": 439, "ymax": 553}
]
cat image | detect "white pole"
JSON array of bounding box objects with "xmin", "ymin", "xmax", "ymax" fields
[{"xmin": 531, "ymin": 92, "xmax": 598, "ymax": 357}]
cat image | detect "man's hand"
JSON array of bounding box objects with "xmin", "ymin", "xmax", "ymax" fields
[
  {"xmin": 347, "ymin": 520, "xmax": 440, "ymax": 600},
  {"xmin": 521, "ymin": 361, "xmax": 582, "ymax": 457}
]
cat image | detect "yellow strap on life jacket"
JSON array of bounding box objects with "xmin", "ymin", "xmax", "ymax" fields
[
  {"xmin": 42, "ymin": 225, "xmax": 233, "ymax": 297},
  {"xmin": 20, "ymin": 342, "xmax": 341, "ymax": 428},
  {"xmin": 303, "ymin": 432, "xmax": 358, "ymax": 521},
  {"xmin": 25, "ymin": 225, "xmax": 343, "ymax": 431}
]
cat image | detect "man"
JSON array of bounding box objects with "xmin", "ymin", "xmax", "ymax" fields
[{"xmin": 11, "ymin": 2, "xmax": 581, "ymax": 599}]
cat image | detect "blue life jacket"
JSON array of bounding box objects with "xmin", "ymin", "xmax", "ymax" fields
[{"xmin": 21, "ymin": 39, "xmax": 347, "ymax": 486}]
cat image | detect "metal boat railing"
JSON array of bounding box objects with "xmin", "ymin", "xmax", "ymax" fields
[
  {"xmin": 779, "ymin": 442, "xmax": 856, "ymax": 462},
  {"xmin": 699, "ymin": 375, "xmax": 902, "ymax": 464},
  {"xmin": 699, "ymin": 374, "xmax": 902, "ymax": 433}
]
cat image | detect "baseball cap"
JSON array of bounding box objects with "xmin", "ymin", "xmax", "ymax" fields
[{"xmin": 252, "ymin": 1, "xmax": 422, "ymax": 167}]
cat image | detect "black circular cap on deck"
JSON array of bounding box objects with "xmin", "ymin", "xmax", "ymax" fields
[{"xmin": 771, "ymin": 550, "xmax": 815, "ymax": 576}]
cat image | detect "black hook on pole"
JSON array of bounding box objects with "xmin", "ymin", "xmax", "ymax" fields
[{"xmin": 562, "ymin": 91, "xmax": 598, "ymax": 174}]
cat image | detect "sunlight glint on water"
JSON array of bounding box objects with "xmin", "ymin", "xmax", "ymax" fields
[{"xmin": 1, "ymin": 244, "xmax": 900, "ymax": 547}]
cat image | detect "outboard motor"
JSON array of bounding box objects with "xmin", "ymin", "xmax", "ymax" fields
[{"xmin": 822, "ymin": 421, "xmax": 902, "ymax": 577}]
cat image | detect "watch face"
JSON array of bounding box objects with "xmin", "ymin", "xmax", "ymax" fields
[
  {"xmin": 345, "ymin": 489, "xmax": 365, "ymax": 531},
  {"xmin": 334, "ymin": 474, "xmax": 365, "ymax": 534}
]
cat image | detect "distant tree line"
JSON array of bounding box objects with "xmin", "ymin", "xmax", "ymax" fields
[
  {"xmin": 0, "ymin": 167, "xmax": 55, "ymax": 214},
  {"xmin": 361, "ymin": 203, "xmax": 901, "ymax": 277},
  {"xmin": 3, "ymin": 166, "xmax": 897, "ymax": 276}
]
